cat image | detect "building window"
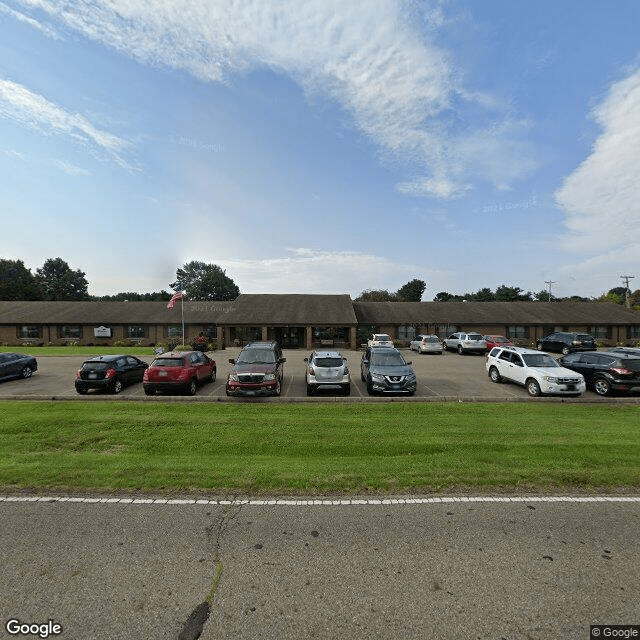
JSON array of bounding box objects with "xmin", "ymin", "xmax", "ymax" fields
[
  {"xmin": 589, "ymin": 326, "xmax": 610, "ymax": 339},
  {"xmin": 127, "ymin": 325, "xmax": 146, "ymax": 339},
  {"xmin": 436, "ymin": 324, "xmax": 456, "ymax": 338},
  {"xmin": 204, "ymin": 325, "xmax": 217, "ymax": 340},
  {"xmin": 166, "ymin": 325, "xmax": 183, "ymax": 338},
  {"xmin": 398, "ymin": 325, "xmax": 416, "ymax": 341},
  {"xmin": 313, "ymin": 326, "xmax": 348, "ymax": 342},
  {"xmin": 628, "ymin": 326, "xmax": 640, "ymax": 339},
  {"xmin": 58, "ymin": 325, "xmax": 82, "ymax": 339},
  {"xmin": 507, "ymin": 325, "xmax": 528, "ymax": 339},
  {"xmin": 18, "ymin": 325, "xmax": 41, "ymax": 339}
]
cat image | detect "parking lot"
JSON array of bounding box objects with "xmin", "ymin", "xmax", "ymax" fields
[{"xmin": 1, "ymin": 347, "xmax": 639, "ymax": 402}]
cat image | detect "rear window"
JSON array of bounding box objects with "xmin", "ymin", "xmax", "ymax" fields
[
  {"xmin": 81, "ymin": 361, "xmax": 110, "ymax": 371},
  {"xmin": 576, "ymin": 334, "xmax": 594, "ymax": 341},
  {"xmin": 468, "ymin": 334, "xmax": 484, "ymax": 340},
  {"xmin": 424, "ymin": 336, "xmax": 439, "ymax": 342},
  {"xmin": 151, "ymin": 358, "xmax": 185, "ymax": 367},
  {"xmin": 315, "ymin": 357, "xmax": 343, "ymax": 367}
]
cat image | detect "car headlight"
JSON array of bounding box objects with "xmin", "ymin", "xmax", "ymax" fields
[
  {"xmin": 543, "ymin": 376, "xmax": 558, "ymax": 384},
  {"xmin": 228, "ymin": 373, "xmax": 239, "ymax": 382},
  {"xmin": 371, "ymin": 374, "xmax": 385, "ymax": 382},
  {"xmin": 406, "ymin": 373, "xmax": 416, "ymax": 382},
  {"xmin": 264, "ymin": 373, "xmax": 276, "ymax": 381}
]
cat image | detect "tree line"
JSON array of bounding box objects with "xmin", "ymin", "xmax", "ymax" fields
[{"xmin": 1, "ymin": 258, "xmax": 638, "ymax": 308}]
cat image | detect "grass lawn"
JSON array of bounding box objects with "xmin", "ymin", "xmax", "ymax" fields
[{"xmin": 1, "ymin": 401, "xmax": 639, "ymax": 494}]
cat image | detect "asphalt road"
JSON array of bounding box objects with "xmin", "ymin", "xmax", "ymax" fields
[
  {"xmin": 1, "ymin": 497, "xmax": 638, "ymax": 640},
  {"xmin": 1, "ymin": 348, "xmax": 639, "ymax": 402}
]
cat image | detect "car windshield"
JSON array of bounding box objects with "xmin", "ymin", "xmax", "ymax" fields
[
  {"xmin": 315, "ymin": 357, "xmax": 343, "ymax": 367},
  {"xmin": 152, "ymin": 358, "xmax": 184, "ymax": 367},
  {"xmin": 374, "ymin": 335, "xmax": 391, "ymax": 341},
  {"xmin": 522, "ymin": 354, "xmax": 560, "ymax": 368},
  {"xmin": 237, "ymin": 349, "xmax": 276, "ymax": 364},
  {"xmin": 370, "ymin": 351, "xmax": 406, "ymax": 366}
]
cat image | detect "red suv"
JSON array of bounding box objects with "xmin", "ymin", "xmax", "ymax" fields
[
  {"xmin": 143, "ymin": 351, "xmax": 216, "ymax": 396},
  {"xmin": 226, "ymin": 341, "xmax": 285, "ymax": 397}
]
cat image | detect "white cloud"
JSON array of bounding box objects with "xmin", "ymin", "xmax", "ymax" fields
[
  {"xmin": 0, "ymin": 1, "xmax": 62, "ymax": 39},
  {"xmin": 555, "ymin": 68, "xmax": 640, "ymax": 253},
  {"xmin": 0, "ymin": 78, "xmax": 136, "ymax": 170},
  {"xmin": 218, "ymin": 248, "xmax": 437, "ymax": 296},
  {"xmin": 14, "ymin": 0, "xmax": 536, "ymax": 197}
]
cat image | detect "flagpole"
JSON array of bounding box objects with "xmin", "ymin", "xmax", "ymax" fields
[{"xmin": 181, "ymin": 295, "xmax": 185, "ymax": 347}]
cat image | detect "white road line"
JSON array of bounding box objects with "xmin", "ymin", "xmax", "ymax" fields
[{"xmin": 1, "ymin": 495, "xmax": 638, "ymax": 506}]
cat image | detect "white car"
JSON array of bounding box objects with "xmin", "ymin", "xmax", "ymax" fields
[
  {"xmin": 443, "ymin": 332, "xmax": 487, "ymax": 355},
  {"xmin": 410, "ymin": 334, "xmax": 443, "ymax": 354},
  {"xmin": 486, "ymin": 346, "xmax": 585, "ymax": 397},
  {"xmin": 367, "ymin": 334, "xmax": 393, "ymax": 347}
]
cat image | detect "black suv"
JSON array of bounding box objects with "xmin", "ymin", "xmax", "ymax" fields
[
  {"xmin": 536, "ymin": 332, "xmax": 596, "ymax": 355},
  {"xmin": 226, "ymin": 341, "xmax": 286, "ymax": 397},
  {"xmin": 558, "ymin": 351, "xmax": 640, "ymax": 396},
  {"xmin": 75, "ymin": 354, "xmax": 148, "ymax": 394}
]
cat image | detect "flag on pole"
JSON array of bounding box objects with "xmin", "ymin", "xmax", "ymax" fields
[{"xmin": 167, "ymin": 292, "xmax": 183, "ymax": 310}]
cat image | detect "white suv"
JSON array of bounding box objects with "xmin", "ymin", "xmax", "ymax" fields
[
  {"xmin": 443, "ymin": 332, "xmax": 487, "ymax": 355},
  {"xmin": 486, "ymin": 346, "xmax": 585, "ymax": 397}
]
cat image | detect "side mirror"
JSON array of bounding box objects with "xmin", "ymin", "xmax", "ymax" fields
[
  {"xmin": 279, "ymin": 357, "xmax": 286, "ymax": 363},
  {"xmin": 304, "ymin": 357, "xmax": 309, "ymax": 362},
  {"xmin": 228, "ymin": 359, "xmax": 236, "ymax": 364}
]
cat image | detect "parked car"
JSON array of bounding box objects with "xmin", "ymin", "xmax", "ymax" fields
[
  {"xmin": 360, "ymin": 346, "xmax": 416, "ymax": 395},
  {"xmin": 0, "ymin": 352, "xmax": 38, "ymax": 381},
  {"xmin": 75, "ymin": 354, "xmax": 148, "ymax": 394},
  {"xmin": 409, "ymin": 334, "xmax": 443, "ymax": 354},
  {"xmin": 143, "ymin": 351, "xmax": 216, "ymax": 396},
  {"xmin": 304, "ymin": 350, "xmax": 350, "ymax": 396},
  {"xmin": 226, "ymin": 341, "xmax": 285, "ymax": 397},
  {"xmin": 607, "ymin": 346, "xmax": 640, "ymax": 357},
  {"xmin": 486, "ymin": 346, "xmax": 585, "ymax": 397},
  {"xmin": 367, "ymin": 334, "xmax": 393, "ymax": 347},
  {"xmin": 484, "ymin": 335, "xmax": 513, "ymax": 350},
  {"xmin": 443, "ymin": 332, "xmax": 487, "ymax": 355},
  {"xmin": 536, "ymin": 332, "xmax": 596, "ymax": 355},
  {"xmin": 558, "ymin": 351, "xmax": 640, "ymax": 396}
]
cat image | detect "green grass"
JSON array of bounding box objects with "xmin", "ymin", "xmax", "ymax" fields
[{"xmin": 1, "ymin": 401, "xmax": 639, "ymax": 494}]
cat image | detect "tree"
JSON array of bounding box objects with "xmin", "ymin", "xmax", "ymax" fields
[
  {"xmin": 433, "ymin": 291, "xmax": 463, "ymax": 302},
  {"xmin": 495, "ymin": 285, "xmax": 532, "ymax": 302},
  {"xmin": 533, "ymin": 289, "xmax": 556, "ymax": 302},
  {"xmin": 94, "ymin": 291, "xmax": 172, "ymax": 301},
  {"xmin": 0, "ymin": 259, "xmax": 42, "ymax": 300},
  {"xmin": 35, "ymin": 258, "xmax": 89, "ymax": 300},
  {"xmin": 355, "ymin": 289, "xmax": 398, "ymax": 302},
  {"xmin": 396, "ymin": 279, "xmax": 426, "ymax": 302},
  {"xmin": 171, "ymin": 261, "xmax": 240, "ymax": 301},
  {"xmin": 469, "ymin": 287, "xmax": 495, "ymax": 302}
]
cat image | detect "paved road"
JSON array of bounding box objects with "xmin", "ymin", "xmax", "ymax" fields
[
  {"xmin": 1, "ymin": 497, "xmax": 638, "ymax": 640},
  {"xmin": 1, "ymin": 349, "xmax": 639, "ymax": 402}
]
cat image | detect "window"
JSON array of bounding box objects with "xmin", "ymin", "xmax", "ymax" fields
[
  {"xmin": 166, "ymin": 325, "xmax": 182, "ymax": 338},
  {"xmin": 507, "ymin": 325, "xmax": 528, "ymax": 339},
  {"xmin": 18, "ymin": 325, "xmax": 41, "ymax": 339},
  {"xmin": 398, "ymin": 325, "xmax": 416, "ymax": 341},
  {"xmin": 589, "ymin": 326, "xmax": 610, "ymax": 339},
  {"xmin": 127, "ymin": 325, "xmax": 146, "ymax": 339},
  {"xmin": 628, "ymin": 326, "xmax": 640, "ymax": 339},
  {"xmin": 58, "ymin": 325, "xmax": 82, "ymax": 339}
]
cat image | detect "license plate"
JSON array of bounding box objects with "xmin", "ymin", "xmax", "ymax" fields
[
  {"xmin": 159, "ymin": 371, "xmax": 168, "ymax": 377},
  {"xmin": 89, "ymin": 373, "xmax": 98, "ymax": 379},
  {"xmin": 564, "ymin": 384, "xmax": 576, "ymax": 391}
]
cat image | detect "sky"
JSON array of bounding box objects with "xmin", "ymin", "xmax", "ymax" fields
[{"xmin": 1, "ymin": 0, "xmax": 639, "ymax": 301}]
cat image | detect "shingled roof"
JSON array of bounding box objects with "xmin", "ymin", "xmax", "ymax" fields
[
  {"xmin": 220, "ymin": 294, "xmax": 358, "ymax": 325},
  {"xmin": 353, "ymin": 301, "xmax": 639, "ymax": 325}
]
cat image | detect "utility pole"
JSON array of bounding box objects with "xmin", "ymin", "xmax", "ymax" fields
[
  {"xmin": 544, "ymin": 280, "xmax": 556, "ymax": 303},
  {"xmin": 620, "ymin": 275, "xmax": 635, "ymax": 308}
]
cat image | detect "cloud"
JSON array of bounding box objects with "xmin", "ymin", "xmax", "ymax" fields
[
  {"xmin": 0, "ymin": 1, "xmax": 62, "ymax": 39},
  {"xmin": 0, "ymin": 78, "xmax": 136, "ymax": 171},
  {"xmin": 217, "ymin": 248, "xmax": 437, "ymax": 296},
  {"xmin": 555, "ymin": 68, "xmax": 640, "ymax": 254},
  {"xmin": 13, "ymin": 0, "xmax": 536, "ymax": 197}
]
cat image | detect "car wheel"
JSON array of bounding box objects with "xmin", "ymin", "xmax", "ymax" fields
[
  {"xmin": 274, "ymin": 379, "xmax": 282, "ymax": 396},
  {"xmin": 343, "ymin": 384, "xmax": 351, "ymax": 396},
  {"xmin": 144, "ymin": 388, "xmax": 155, "ymax": 396},
  {"xmin": 593, "ymin": 377, "xmax": 611, "ymax": 396},
  {"xmin": 489, "ymin": 366, "xmax": 501, "ymax": 383},
  {"xmin": 209, "ymin": 368, "xmax": 216, "ymax": 383},
  {"xmin": 526, "ymin": 378, "xmax": 542, "ymax": 397},
  {"xmin": 112, "ymin": 379, "xmax": 123, "ymax": 394},
  {"xmin": 21, "ymin": 366, "xmax": 33, "ymax": 379},
  {"xmin": 76, "ymin": 387, "xmax": 88, "ymax": 395},
  {"xmin": 187, "ymin": 379, "xmax": 197, "ymax": 396},
  {"xmin": 306, "ymin": 384, "xmax": 315, "ymax": 396},
  {"xmin": 366, "ymin": 377, "xmax": 375, "ymax": 395},
  {"xmin": 561, "ymin": 346, "xmax": 570, "ymax": 355},
  {"xmin": 457, "ymin": 345, "xmax": 463, "ymax": 355}
]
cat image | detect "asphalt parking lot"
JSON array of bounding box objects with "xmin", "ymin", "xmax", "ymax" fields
[{"xmin": 1, "ymin": 347, "xmax": 639, "ymax": 402}]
